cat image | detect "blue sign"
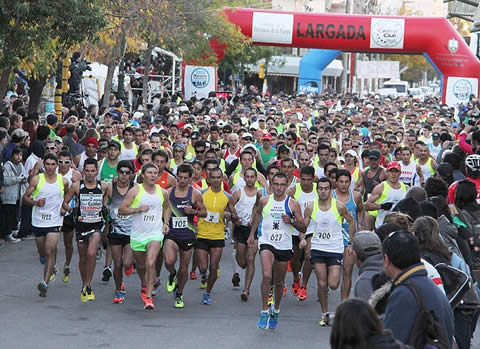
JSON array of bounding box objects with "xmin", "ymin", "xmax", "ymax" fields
[{"xmin": 191, "ymin": 68, "xmax": 210, "ymax": 89}]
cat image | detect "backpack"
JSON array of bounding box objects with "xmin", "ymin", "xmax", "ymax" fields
[{"xmin": 402, "ymin": 282, "xmax": 450, "ymax": 349}]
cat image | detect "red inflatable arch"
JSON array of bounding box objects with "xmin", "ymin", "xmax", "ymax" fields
[{"xmin": 223, "ymin": 8, "xmax": 480, "ymax": 105}]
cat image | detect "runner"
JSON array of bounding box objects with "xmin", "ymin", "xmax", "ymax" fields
[
  {"xmin": 303, "ymin": 177, "xmax": 354, "ymax": 326},
  {"xmin": 58, "ymin": 151, "xmax": 81, "ymax": 284},
  {"xmin": 416, "ymin": 141, "xmax": 437, "ymax": 182},
  {"xmin": 229, "ymin": 150, "xmax": 266, "ymax": 192},
  {"xmin": 280, "ymin": 157, "xmax": 298, "ymax": 187},
  {"xmin": 74, "ymin": 137, "xmax": 98, "ymax": 173},
  {"xmin": 196, "ymin": 167, "xmax": 231, "ymax": 304},
  {"xmin": 106, "ymin": 160, "xmax": 135, "ymax": 304},
  {"xmin": 399, "ymin": 146, "xmax": 424, "ymax": 187},
  {"xmin": 62, "ymin": 158, "xmax": 108, "ymax": 302},
  {"xmin": 228, "ymin": 167, "xmax": 261, "ymax": 300},
  {"xmin": 119, "ymin": 127, "xmax": 138, "ymax": 161},
  {"xmin": 118, "ymin": 163, "xmax": 170, "ymax": 310},
  {"xmin": 286, "ymin": 165, "xmax": 317, "ymax": 301},
  {"xmin": 248, "ymin": 173, "xmax": 306, "ymax": 329},
  {"xmin": 332, "ymin": 169, "xmax": 364, "ymax": 301},
  {"xmin": 23, "ymin": 154, "xmax": 69, "ymax": 297},
  {"xmin": 164, "ymin": 163, "xmax": 207, "ymax": 308},
  {"xmin": 365, "ymin": 161, "xmax": 408, "ymax": 228}
]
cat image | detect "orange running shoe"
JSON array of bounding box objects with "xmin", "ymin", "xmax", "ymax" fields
[
  {"xmin": 144, "ymin": 297, "xmax": 154, "ymax": 310},
  {"xmin": 124, "ymin": 265, "xmax": 133, "ymax": 276},
  {"xmin": 297, "ymin": 286, "xmax": 307, "ymax": 301},
  {"xmin": 190, "ymin": 271, "xmax": 197, "ymax": 280},
  {"xmin": 288, "ymin": 261, "xmax": 292, "ymax": 272},
  {"xmin": 140, "ymin": 286, "xmax": 147, "ymax": 302},
  {"xmin": 292, "ymin": 280, "xmax": 300, "ymax": 296},
  {"xmin": 283, "ymin": 284, "xmax": 287, "ymax": 296}
]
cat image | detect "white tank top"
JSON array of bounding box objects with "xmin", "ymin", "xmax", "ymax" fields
[
  {"xmin": 310, "ymin": 200, "xmax": 343, "ymax": 253},
  {"xmin": 131, "ymin": 186, "xmax": 164, "ymax": 242},
  {"xmin": 419, "ymin": 159, "xmax": 434, "ymax": 181},
  {"xmin": 399, "ymin": 161, "xmax": 417, "ymax": 186},
  {"xmin": 375, "ymin": 185, "xmax": 407, "ymax": 228},
  {"xmin": 119, "ymin": 147, "xmax": 136, "ymax": 161},
  {"xmin": 231, "ymin": 175, "xmax": 246, "ymax": 193},
  {"xmin": 32, "ymin": 175, "xmax": 64, "ymax": 228},
  {"xmin": 258, "ymin": 196, "xmax": 293, "ymax": 251},
  {"xmin": 63, "ymin": 168, "xmax": 73, "ymax": 187},
  {"xmin": 293, "ymin": 185, "xmax": 317, "ymax": 236},
  {"xmin": 235, "ymin": 187, "xmax": 256, "ymax": 226}
]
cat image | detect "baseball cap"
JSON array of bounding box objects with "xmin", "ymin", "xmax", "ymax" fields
[
  {"xmin": 345, "ymin": 149, "xmax": 358, "ymax": 158},
  {"xmin": 98, "ymin": 143, "xmax": 108, "ymax": 152},
  {"xmin": 47, "ymin": 114, "xmax": 58, "ymax": 126},
  {"xmin": 108, "ymin": 140, "xmax": 121, "ymax": 149},
  {"xmin": 432, "ymin": 132, "xmax": 440, "ymax": 138},
  {"xmin": 241, "ymin": 144, "xmax": 256, "ymax": 153},
  {"xmin": 242, "ymin": 132, "xmax": 253, "ymax": 140},
  {"xmin": 173, "ymin": 143, "xmax": 186, "ymax": 152},
  {"xmin": 387, "ymin": 161, "xmax": 401, "ymax": 171},
  {"xmin": 86, "ymin": 137, "xmax": 98, "ymax": 148},
  {"xmin": 352, "ymin": 231, "xmax": 383, "ymax": 260},
  {"xmin": 262, "ymin": 133, "xmax": 272, "ymax": 141},
  {"xmin": 191, "ymin": 131, "xmax": 201, "ymax": 139},
  {"xmin": 368, "ymin": 150, "xmax": 381, "ymax": 160}
]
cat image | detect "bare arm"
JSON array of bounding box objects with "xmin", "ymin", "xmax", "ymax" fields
[
  {"xmin": 118, "ymin": 185, "xmax": 145, "ymax": 216},
  {"xmin": 339, "ymin": 201, "xmax": 355, "ymax": 242},
  {"xmin": 22, "ymin": 175, "xmax": 41, "ymax": 206},
  {"xmin": 190, "ymin": 189, "xmax": 207, "ymax": 218},
  {"xmin": 365, "ymin": 183, "xmax": 384, "ymax": 211},
  {"xmin": 162, "ymin": 189, "xmax": 171, "ymax": 234},
  {"xmin": 354, "ymin": 191, "xmax": 365, "ymax": 231},
  {"xmin": 62, "ymin": 182, "xmax": 79, "ymax": 211}
]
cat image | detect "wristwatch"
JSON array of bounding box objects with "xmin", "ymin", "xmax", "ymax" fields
[{"xmin": 290, "ymin": 217, "xmax": 296, "ymax": 224}]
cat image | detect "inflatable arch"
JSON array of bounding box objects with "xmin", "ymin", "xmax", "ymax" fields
[{"xmin": 223, "ymin": 8, "xmax": 480, "ymax": 105}]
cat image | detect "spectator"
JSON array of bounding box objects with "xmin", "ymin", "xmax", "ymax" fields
[
  {"xmin": 382, "ymin": 230, "xmax": 454, "ymax": 346},
  {"xmin": 352, "ymin": 231, "xmax": 384, "ymax": 300}
]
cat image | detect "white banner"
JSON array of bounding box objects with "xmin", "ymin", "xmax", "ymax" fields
[
  {"xmin": 370, "ymin": 18, "xmax": 405, "ymax": 49},
  {"xmin": 252, "ymin": 12, "xmax": 294, "ymax": 44},
  {"xmin": 184, "ymin": 65, "xmax": 216, "ymax": 100},
  {"xmin": 445, "ymin": 77, "xmax": 478, "ymax": 106},
  {"xmin": 356, "ymin": 61, "xmax": 400, "ymax": 79}
]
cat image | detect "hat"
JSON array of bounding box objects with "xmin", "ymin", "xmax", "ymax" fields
[
  {"xmin": 432, "ymin": 132, "xmax": 440, "ymax": 138},
  {"xmin": 11, "ymin": 128, "xmax": 27, "ymax": 142},
  {"xmin": 242, "ymin": 132, "xmax": 253, "ymax": 140},
  {"xmin": 345, "ymin": 149, "xmax": 358, "ymax": 158},
  {"xmin": 241, "ymin": 144, "xmax": 256, "ymax": 153},
  {"xmin": 217, "ymin": 120, "xmax": 225, "ymax": 128},
  {"xmin": 133, "ymin": 111, "xmax": 143, "ymax": 120},
  {"xmin": 387, "ymin": 161, "xmax": 401, "ymax": 171},
  {"xmin": 53, "ymin": 136, "xmax": 63, "ymax": 143},
  {"xmin": 86, "ymin": 137, "xmax": 98, "ymax": 148},
  {"xmin": 47, "ymin": 114, "xmax": 58, "ymax": 126},
  {"xmin": 258, "ymin": 116, "xmax": 266, "ymax": 121},
  {"xmin": 183, "ymin": 124, "xmax": 193, "ymax": 130},
  {"xmin": 191, "ymin": 131, "xmax": 201, "ymax": 139},
  {"xmin": 352, "ymin": 231, "xmax": 383, "ymax": 259},
  {"xmin": 368, "ymin": 150, "xmax": 381, "ymax": 160},
  {"xmin": 108, "ymin": 140, "xmax": 121, "ymax": 149},
  {"xmin": 338, "ymin": 156, "xmax": 345, "ymax": 163},
  {"xmin": 436, "ymin": 162, "xmax": 453, "ymax": 179},
  {"xmin": 173, "ymin": 143, "xmax": 186, "ymax": 152},
  {"xmin": 98, "ymin": 143, "xmax": 108, "ymax": 152},
  {"xmin": 209, "ymin": 108, "xmax": 217, "ymax": 115},
  {"xmin": 262, "ymin": 133, "xmax": 272, "ymax": 141}
]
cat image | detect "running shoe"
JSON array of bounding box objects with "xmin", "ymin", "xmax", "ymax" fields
[
  {"xmin": 39, "ymin": 256, "xmax": 46, "ymax": 265},
  {"xmin": 232, "ymin": 272, "xmax": 240, "ymax": 287},
  {"xmin": 190, "ymin": 271, "xmax": 197, "ymax": 280},
  {"xmin": 49, "ymin": 266, "xmax": 58, "ymax": 282},
  {"xmin": 113, "ymin": 291, "xmax": 125, "ymax": 304},
  {"xmin": 268, "ymin": 309, "xmax": 280, "ymax": 330},
  {"xmin": 283, "ymin": 284, "xmax": 287, "ymax": 296},
  {"xmin": 257, "ymin": 311, "xmax": 269, "ymax": 329},
  {"xmin": 124, "ymin": 265, "xmax": 134, "ymax": 276},
  {"xmin": 319, "ymin": 313, "xmax": 328, "ymax": 327},
  {"xmin": 167, "ymin": 272, "xmax": 177, "ymax": 293},
  {"xmin": 201, "ymin": 293, "xmax": 211, "ymax": 305},
  {"xmin": 62, "ymin": 267, "xmax": 71, "ymax": 283},
  {"xmin": 86, "ymin": 286, "xmax": 95, "ymax": 301},
  {"xmin": 297, "ymin": 286, "xmax": 307, "ymax": 301},
  {"xmin": 152, "ymin": 278, "xmax": 161, "ymax": 296},
  {"xmin": 80, "ymin": 286, "xmax": 88, "ymax": 303},
  {"xmin": 200, "ymin": 274, "xmax": 207, "ymax": 289},
  {"xmin": 144, "ymin": 297, "xmax": 154, "ymax": 310},
  {"xmin": 37, "ymin": 281, "xmax": 48, "ymax": 297},
  {"xmin": 287, "ymin": 261, "xmax": 292, "ymax": 272},
  {"xmin": 121, "ymin": 282, "xmax": 126, "ymax": 293},
  {"xmin": 240, "ymin": 289, "xmax": 249, "ymax": 302},
  {"xmin": 96, "ymin": 246, "xmax": 102, "ymax": 260},
  {"xmin": 140, "ymin": 286, "xmax": 147, "ymax": 302},
  {"xmin": 102, "ymin": 266, "xmax": 112, "ymax": 282},
  {"xmin": 292, "ymin": 280, "xmax": 300, "ymax": 296},
  {"xmin": 174, "ymin": 294, "xmax": 184, "ymax": 308},
  {"xmin": 5, "ymin": 233, "xmax": 20, "ymax": 243}
]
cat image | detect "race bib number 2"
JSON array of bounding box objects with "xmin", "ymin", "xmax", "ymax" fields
[
  {"xmin": 172, "ymin": 216, "xmax": 188, "ymax": 229},
  {"xmin": 205, "ymin": 211, "xmax": 219, "ymax": 223}
]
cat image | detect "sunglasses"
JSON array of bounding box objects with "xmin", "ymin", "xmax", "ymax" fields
[
  {"xmin": 195, "ymin": 149, "xmax": 205, "ymax": 153},
  {"xmin": 243, "ymin": 138, "xmax": 253, "ymax": 141},
  {"xmin": 119, "ymin": 169, "xmax": 132, "ymax": 175},
  {"xmin": 46, "ymin": 146, "xmax": 56, "ymax": 150},
  {"xmin": 58, "ymin": 160, "xmax": 71, "ymax": 165},
  {"xmin": 211, "ymin": 147, "xmax": 220, "ymax": 151}
]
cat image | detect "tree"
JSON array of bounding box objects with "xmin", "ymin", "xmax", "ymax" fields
[{"xmin": 0, "ymin": 0, "xmax": 106, "ymax": 112}]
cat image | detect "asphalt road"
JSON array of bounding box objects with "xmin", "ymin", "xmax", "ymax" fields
[{"xmin": 1, "ymin": 237, "xmax": 479, "ymax": 349}]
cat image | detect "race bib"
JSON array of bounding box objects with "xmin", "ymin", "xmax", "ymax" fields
[
  {"xmin": 205, "ymin": 211, "xmax": 219, "ymax": 223},
  {"xmin": 40, "ymin": 213, "xmax": 52, "ymax": 222},
  {"xmin": 269, "ymin": 232, "xmax": 283, "ymax": 242},
  {"xmin": 113, "ymin": 208, "xmax": 128, "ymax": 220},
  {"xmin": 142, "ymin": 212, "xmax": 159, "ymax": 224},
  {"xmin": 172, "ymin": 216, "xmax": 188, "ymax": 229},
  {"xmin": 316, "ymin": 230, "xmax": 331, "ymax": 240}
]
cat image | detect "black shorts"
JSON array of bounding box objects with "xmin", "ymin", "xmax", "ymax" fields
[
  {"xmin": 310, "ymin": 250, "xmax": 343, "ymax": 266},
  {"xmin": 234, "ymin": 225, "xmax": 257, "ymax": 245},
  {"xmin": 108, "ymin": 233, "xmax": 130, "ymax": 247},
  {"xmin": 195, "ymin": 238, "xmax": 225, "ymax": 251},
  {"xmin": 259, "ymin": 244, "xmax": 293, "ymax": 262},
  {"xmin": 32, "ymin": 226, "xmax": 60, "ymax": 237},
  {"xmin": 292, "ymin": 233, "xmax": 313, "ymax": 247},
  {"xmin": 76, "ymin": 229, "xmax": 101, "ymax": 244},
  {"xmin": 61, "ymin": 215, "xmax": 75, "ymax": 233},
  {"xmin": 164, "ymin": 234, "xmax": 195, "ymax": 252}
]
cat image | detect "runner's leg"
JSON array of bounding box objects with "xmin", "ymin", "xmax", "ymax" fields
[
  {"xmin": 314, "ymin": 263, "xmax": 329, "ymax": 313},
  {"xmin": 206, "ymin": 247, "xmax": 223, "ymax": 294},
  {"xmin": 177, "ymin": 248, "xmax": 193, "ymax": 294},
  {"xmin": 273, "ymin": 260, "xmax": 289, "ymax": 310},
  {"xmin": 145, "ymin": 241, "xmax": 162, "ymax": 298},
  {"xmin": 260, "ymin": 250, "xmax": 274, "ymax": 311},
  {"xmin": 44, "ymin": 232, "xmax": 59, "ymax": 284},
  {"xmin": 85, "ymin": 232, "xmax": 101, "ymax": 286},
  {"xmin": 341, "ymin": 247, "xmax": 355, "ymax": 300}
]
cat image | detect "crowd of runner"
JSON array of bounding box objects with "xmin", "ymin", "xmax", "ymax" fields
[{"xmin": 2, "ymin": 89, "xmax": 480, "ymax": 347}]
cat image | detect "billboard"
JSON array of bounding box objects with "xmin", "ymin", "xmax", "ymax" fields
[{"xmin": 184, "ymin": 65, "xmax": 217, "ymax": 99}]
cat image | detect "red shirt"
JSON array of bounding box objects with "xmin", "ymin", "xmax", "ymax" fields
[{"xmin": 448, "ymin": 176, "xmax": 480, "ymax": 204}]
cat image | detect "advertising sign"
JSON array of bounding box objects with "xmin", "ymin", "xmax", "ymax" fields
[
  {"xmin": 184, "ymin": 65, "xmax": 217, "ymax": 99},
  {"xmin": 445, "ymin": 77, "xmax": 478, "ymax": 106}
]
